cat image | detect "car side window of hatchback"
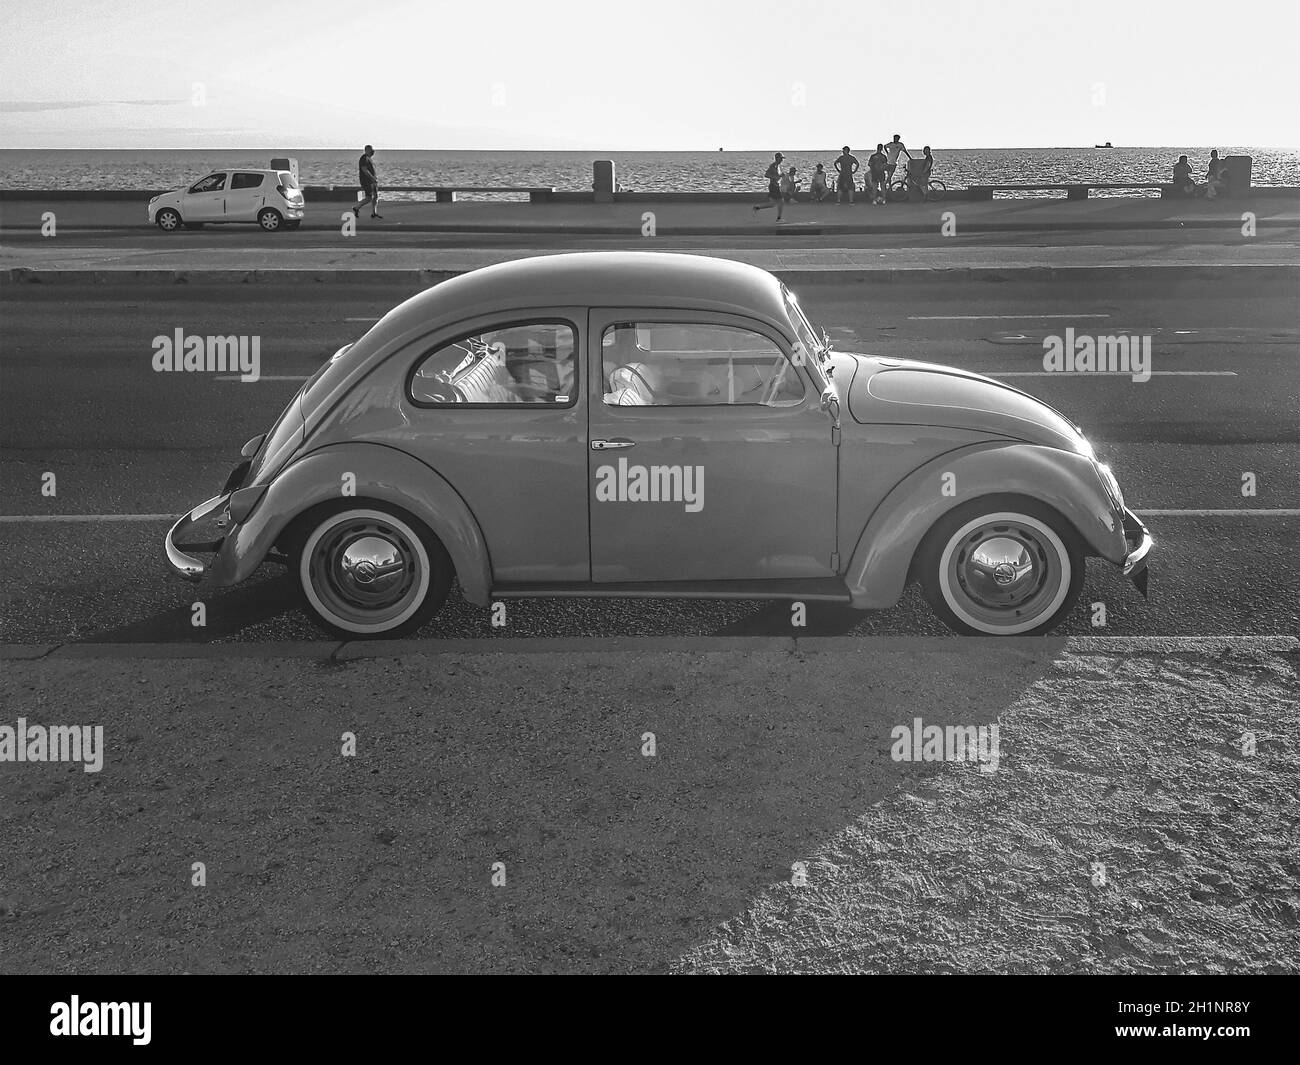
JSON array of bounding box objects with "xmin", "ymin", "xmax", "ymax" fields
[
  {"xmin": 188, "ymin": 173, "xmax": 227, "ymax": 194},
  {"xmin": 410, "ymin": 320, "xmax": 577, "ymax": 406},
  {"xmin": 231, "ymin": 172, "xmax": 265, "ymax": 189},
  {"xmin": 602, "ymin": 321, "xmax": 806, "ymax": 407}
]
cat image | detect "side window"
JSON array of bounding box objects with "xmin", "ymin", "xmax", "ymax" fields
[
  {"xmin": 188, "ymin": 173, "xmax": 227, "ymax": 194},
  {"xmin": 601, "ymin": 322, "xmax": 806, "ymax": 407},
  {"xmin": 411, "ymin": 321, "xmax": 576, "ymax": 406},
  {"xmin": 231, "ymin": 172, "xmax": 265, "ymax": 190}
]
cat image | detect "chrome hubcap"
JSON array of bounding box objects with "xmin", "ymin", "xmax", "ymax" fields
[
  {"xmin": 964, "ymin": 535, "xmax": 1039, "ymax": 608},
  {"xmin": 942, "ymin": 516, "xmax": 1067, "ymax": 631},
  {"xmin": 305, "ymin": 514, "xmax": 427, "ymax": 630}
]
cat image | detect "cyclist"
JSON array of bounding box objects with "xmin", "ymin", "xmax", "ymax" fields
[{"xmin": 884, "ymin": 134, "xmax": 912, "ymax": 185}]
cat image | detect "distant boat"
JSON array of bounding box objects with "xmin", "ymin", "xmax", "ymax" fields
[{"xmin": 1095, "ymin": 141, "xmax": 1114, "ymax": 149}]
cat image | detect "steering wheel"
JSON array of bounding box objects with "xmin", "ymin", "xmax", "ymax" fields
[
  {"xmin": 760, "ymin": 356, "xmax": 791, "ymax": 406},
  {"xmin": 616, "ymin": 364, "xmax": 658, "ymax": 402}
]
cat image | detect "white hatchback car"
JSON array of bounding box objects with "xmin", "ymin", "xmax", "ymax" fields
[{"xmin": 149, "ymin": 169, "xmax": 305, "ymax": 232}]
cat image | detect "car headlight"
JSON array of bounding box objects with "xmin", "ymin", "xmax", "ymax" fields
[{"xmin": 1095, "ymin": 462, "xmax": 1125, "ymax": 510}]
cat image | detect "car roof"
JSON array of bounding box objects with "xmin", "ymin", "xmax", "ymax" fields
[{"xmin": 370, "ymin": 252, "xmax": 796, "ymax": 340}]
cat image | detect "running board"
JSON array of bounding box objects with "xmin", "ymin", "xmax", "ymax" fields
[{"xmin": 490, "ymin": 578, "xmax": 852, "ymax": 602}]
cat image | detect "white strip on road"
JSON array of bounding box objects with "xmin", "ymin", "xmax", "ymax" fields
[
  {"xmin": 3, "ymin": 509, "xmax": 1297, "ymax": 524},
  {"xmin": 1136, "ymin": 509, "xmax": 1300, "ymax": 517},
  {"xmin": 0, "ymin": 514, "xmax": 177, "ymax": 523},
  {"xmin": 908, "ymin": 314, "xmax": 1113, "ymax": 321},
  {"xmin": 984, "ymin": 371, "xmax": 1237, "ymax": 377},
  {"xmin": 215, "ymin": 375, "xmax": 312, "ymax": 381}
]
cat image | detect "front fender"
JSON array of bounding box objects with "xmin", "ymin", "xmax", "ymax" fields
[
  {"xmin": 845, "ymin": 442, "xmax": 1124, "ymax": 609},
  {"xmin": 208, "ymin": 442, "xmax": 493, "ymax": 606}
]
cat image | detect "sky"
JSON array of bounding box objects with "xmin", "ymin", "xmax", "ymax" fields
[{"xmin": 2, "ymin": 0, "xmax": 1298, "ymax": 150}]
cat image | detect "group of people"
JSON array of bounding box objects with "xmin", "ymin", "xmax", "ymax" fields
[
  {"xmin": 754, "ymin": 136, "xmax": 933, "ymax": 219},
  {"xmin": 1173, "ymin": 150, "xmax": 1228, "ymax": 199}
]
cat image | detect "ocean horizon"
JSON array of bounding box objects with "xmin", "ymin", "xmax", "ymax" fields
[{"xmin": 2, "ymin": 147, "xmax": 1296, "ymax": 198}]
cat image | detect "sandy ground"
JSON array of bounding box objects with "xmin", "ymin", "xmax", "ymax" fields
[{"xmin": 0, "ymin": 640, "xmax": 1295, "ymax": 974}]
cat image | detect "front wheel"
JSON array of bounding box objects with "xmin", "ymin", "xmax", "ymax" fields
[
  {"xmin": 155, "ymin": 209, "xmax": 182, "ymax": 231},
  {"xmin": 925, "ymin": 179, "xmax": 946, "ymax": 202},
  {"xmin": 292, "ymin": 504, "xmax": 453, "ymax": 638},
  {"xmin": 257, "ymin": 207, "xmax": 284, "ymax": 232},
  {"xmin": 917, "ymin": 497, "xmax": 1084, "ymax": 635}
]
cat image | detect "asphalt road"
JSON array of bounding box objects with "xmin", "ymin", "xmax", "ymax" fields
[{"xmin": 1, "ymin": 276, "xmax": 1297, "ymax": 643}]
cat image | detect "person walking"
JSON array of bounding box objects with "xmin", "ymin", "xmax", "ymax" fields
[
  {"xmin": 834, "ymin": 145, "xmax": 859, "ymax": 205},
  {"xmin": 353, "ymin": 144, "xmax": 383, "ymax": 219},
  {"xmin": 867, "ymin": 143, "xmax": 888, "ymax": 204},
  {"xmin": 753, "ymin": 152, "xmax": 787, "ymax": 220}
]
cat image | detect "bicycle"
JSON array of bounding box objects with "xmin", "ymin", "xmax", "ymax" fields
[{"xmin": 887, "ymin": 162, "xmax": 946, "ymax": 203}]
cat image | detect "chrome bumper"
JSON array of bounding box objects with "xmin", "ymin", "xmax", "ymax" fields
[
  {"xmin": 164, "ymin": 493, "xmax": 230, "ymax": 582},
  {"xmin": 1120, "ymin": 508, "xmax": 1153, "ymax": 597}
]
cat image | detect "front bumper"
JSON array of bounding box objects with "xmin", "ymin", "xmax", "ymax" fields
[
  {"xmin": 1120, "ymin": 507, "xmax": 1153, "ymax": 596},
  {"xmin": 165, "ymin": 493, "xmax": 231, "ymax": 581}
]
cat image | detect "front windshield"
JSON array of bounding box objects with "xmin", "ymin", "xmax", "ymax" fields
[{"xmin": 782, "ymin": 286, "xmax": 831, "ymax": 390}]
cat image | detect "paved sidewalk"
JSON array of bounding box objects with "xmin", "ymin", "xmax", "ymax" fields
[
  {"xmin": 1, "ymin": 636, "xmax": 1294, "ymax": 973},
  {"xmin": 2, "ymin": 193, "xmax": 1297, "ymax": 236},
  {"xmin": 4, "ymin": 238, "xmax": 1298, "ymax": 284}
]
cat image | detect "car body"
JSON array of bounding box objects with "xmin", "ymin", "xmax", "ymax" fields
[
  {"xmin": 148, "ymin": 169, "xmax": 305, "ymax": 232},
  {"xmin": 165, "ymin": 251, "xmax": 1152, "ymax": 636}
]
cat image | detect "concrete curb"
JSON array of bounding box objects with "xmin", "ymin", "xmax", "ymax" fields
[
  {"xmin": 3, "ymin": 635, "xmax": 1294, "ymax": 660},
  {"xmin": 6, "ymin": 264, "xmax": 1299, "ymax": 286},
  {"xmin": 4, "ymin": 217, "xmax": 1297, "ymax": 237}
]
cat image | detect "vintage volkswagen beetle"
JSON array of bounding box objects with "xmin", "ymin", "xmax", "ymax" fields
[{"xmin": 165, "ymin": 251, "xmax": 1152, "ymax": 636}]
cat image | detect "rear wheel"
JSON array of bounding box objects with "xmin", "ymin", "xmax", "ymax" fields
[
  {"xmin": 292, "ymin": 503, "xmax": 452, "ymax": 638},
  {"xmin": 925, "ymin": 179, "xmax": 947, "ymax": 202},
  {"xmin": 917, "ymin": 497, "xmax": 1084, "ymax": 635},
  {"xmin": 887, "ymin": 180, "xmax": 909, "ymax": 203},
  {"xmin": 257, "ymin": 207, "xmax": 284, "ymax": 232},
  {"xmin": 156, "ymin": 209, "xmax": 182, "ymax": 231}
]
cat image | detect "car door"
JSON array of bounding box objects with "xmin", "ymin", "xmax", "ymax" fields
[
  {"xmin": 184, "ymin": 172, "xmax": 228, "ymax": 221},
  {"xmin": 587, "ymin": 309, "xmax": 837, "ymax": 583},
  {"xmin": 402, "ymin": 310, "xmax": 589, "ymax": 583},
  {"xmin": 226, "ymin": 171, "xmax": 267, "ymax": 220}
]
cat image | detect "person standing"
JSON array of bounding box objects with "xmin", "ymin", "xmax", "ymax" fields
[
  {"xmin": 753, "ymin": 152, "xmax": 787, "ymax": 220},
  {"xmin": 834, "ymin": 145, "xmax": 859, "ymax": 205},
  {"xmin": 780, "ymin": 166, "xmax": 801, "ymax": 202},
  {"xmin": 810, "ymin": 163, "xmax": 829, "ymax": 202},
  {"xmin": 884, "ymin": 134, "xmax": 911, "ymax": 186},
  {"xmin": 1205, "ymin": 149, "xmax": 1226, "ymax": 199},
  {"xmin": 353, "ymin": 144, "xmax": 383, "ymax": 219},
  {"xmin": 1172, "ymin": 154, "xmax": 1195, "ymax": 197},
  {"xmin": 917, "ymin": 146, "xmax": 935, "ymax": 191},
  {"xmin": 867, "ymin": 143, "xmax": 888, "ymax": 204}
]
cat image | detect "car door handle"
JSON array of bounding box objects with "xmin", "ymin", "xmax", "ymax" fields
[{"xmin": 591, "ymin": 438, "xmax": 635, "ymax": 451}]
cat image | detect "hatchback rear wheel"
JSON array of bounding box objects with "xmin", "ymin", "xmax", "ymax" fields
[
  {"xmin": 918, "ymin": 497, "xmax": 1083, "ymax": 635},
  {"xmin": 258, "ymin": 207, "xmax": 283, "ymax": 232},
  {"xmin": 293, "ymin": 504, "xmax": 452, "ymax": 637}
]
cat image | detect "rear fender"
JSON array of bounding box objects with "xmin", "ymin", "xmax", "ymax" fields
[
  {"xmin": 208, "ymin": 442, "xmax": 492, "ymax": 605},
  {"xmin": 845, "ymin": 442, "xmax": 1124, "ymax": 609}
]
